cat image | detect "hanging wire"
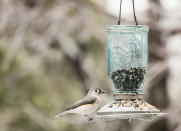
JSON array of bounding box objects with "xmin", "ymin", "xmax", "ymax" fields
[
  {"xmin": 132, "ymin": 0, "xmax": 138, "ymax": 25},
  {"xmin": 117, "ymin": 0, "xmax": 139, "ymax": 25},
  {"xmin": 117, "ymin": 0, "xmax": 122, "ymax": 25}
]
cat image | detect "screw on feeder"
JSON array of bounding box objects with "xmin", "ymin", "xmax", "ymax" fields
[{"xmin": 117, "ymin": 0, "xmax": 138, "ymax": 25}]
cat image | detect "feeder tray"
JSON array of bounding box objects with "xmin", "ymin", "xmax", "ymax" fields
[{"xmin": 96, "ymin": 97, "xmax": 167, "ymax": 120}]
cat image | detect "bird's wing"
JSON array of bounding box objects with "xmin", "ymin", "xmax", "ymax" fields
[{"xmin": 65, "ymin": 97, "xmax": 97, "ymax": 111}]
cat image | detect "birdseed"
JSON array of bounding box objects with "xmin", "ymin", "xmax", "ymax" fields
[{"xmin": 111, "ymin": 67, "xmax": 146, "ymax": 90}]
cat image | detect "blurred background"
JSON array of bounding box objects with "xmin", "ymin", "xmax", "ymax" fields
[{"xmin": 0, "ymin": 0, "xmax": 181, "ymax": 131}]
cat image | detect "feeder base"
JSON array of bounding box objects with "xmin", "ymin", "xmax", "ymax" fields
[{"xmin": 96, "ymin": 99, "xmax": 167, "ymax": 120}]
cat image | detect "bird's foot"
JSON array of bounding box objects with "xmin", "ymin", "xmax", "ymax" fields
[
  {"xmin": 85, "ymin": 115, "xmax": 94, "ymax": 121},
  {"xmin": 88, "ymin": 117, "xmax": 94, "ymax": 121}
]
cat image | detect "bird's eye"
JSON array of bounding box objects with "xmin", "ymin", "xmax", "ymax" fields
[{"xmin": 95, "ymin": 89, "xmax": 98, "ymax": 93}]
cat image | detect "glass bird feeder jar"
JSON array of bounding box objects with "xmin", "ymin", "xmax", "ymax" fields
[{"xmin": 107, "ymin": 25, "xmax": 149, "ymax": 94}]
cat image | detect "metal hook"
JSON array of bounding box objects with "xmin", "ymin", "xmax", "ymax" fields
[
  {"xmin": 132, "ymin": 0, "xmax": 138, "ymax": 25},
  {"xmin": 117, "ymin": 0, "xmax": 122, "ymax": 25},
  {"xmin": 117, "ymin": 0, "xmax": 139, "ymax": 25}
]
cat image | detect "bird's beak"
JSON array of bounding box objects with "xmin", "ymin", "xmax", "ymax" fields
[{"xmin": 100, "ymin": 90, "xmax": 107, "ymax": 94}]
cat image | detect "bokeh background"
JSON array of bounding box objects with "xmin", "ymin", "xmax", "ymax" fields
[{"xmin": 0, "ymin": 0, "xmax": 181, "ymax": 131}]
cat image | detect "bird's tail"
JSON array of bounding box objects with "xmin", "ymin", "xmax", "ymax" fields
[{"xmin": 53, "ymin": 111, "xmax": 68, "ymax": 120}]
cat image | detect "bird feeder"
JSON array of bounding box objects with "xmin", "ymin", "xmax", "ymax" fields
[{"xmin": 96, "ymin": 0, "xmax": 166, "ymax": 120}]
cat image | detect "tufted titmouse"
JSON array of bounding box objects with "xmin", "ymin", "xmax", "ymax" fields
[{"xmin": 54, "ymin": 88, "xmax": 106, "ymax": 120}]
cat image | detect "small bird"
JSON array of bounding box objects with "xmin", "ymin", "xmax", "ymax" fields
[{"xmin": 54, "ymin": 88, "xmax": 106, "ymax": 120}]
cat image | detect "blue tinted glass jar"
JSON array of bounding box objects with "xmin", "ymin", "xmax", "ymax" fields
[{"xmin": 107, "ymin": 25, "xmax": 149, "ymax": 94}]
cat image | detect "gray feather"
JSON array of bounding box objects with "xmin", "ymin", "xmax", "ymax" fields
[
  {"xmin": 53, "ymin": 111, "xmax": 67, "ymax": 119},
  {"xmin": 65, "ymin": 97, "xmax": 97, "ymax": 111},
  {"xmin": 53, "ymin": 96, "xmax": 97, "ymax": 119}
]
